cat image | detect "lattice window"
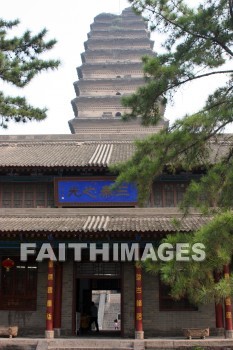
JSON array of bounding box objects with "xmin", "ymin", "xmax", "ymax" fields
[
  {"xmin": 164, "ymin": 184, "xmax": 175, "ymax": 207},
  {"xmin": 25, "ymin": 184, "xmax": 34, "ymax": 207},
  {"xmin": 0, "ymin": 258, "xmax": 37, "ymax": 311},
  {"xmin": 2, "ymin": 184, "xmax": 12, "ymax": 208},
  {"xmin": 176, "ymin": 183, "xmax": 186, "ymax": 204},
  {"xmin": 152, "ymin": 182, "xmax": 188, "ymax": 207},
  {"xmin": 14, "ymin": 188, "xmax": 23, "ymax": 208},
  {"xmin": 153, "ymin": 184, "xmax": 163, "ymax": 207},
  {"xmin": 0, "ymin": 183, "xmax": 54, "ymax": 208},
  {"xmin": 35, "ymin": 184, "xmax": 46, "ymax": 207}
]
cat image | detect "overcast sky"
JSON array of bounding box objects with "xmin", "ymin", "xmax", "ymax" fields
[{"xmin": 1, "ymin": 0, "xmax": 232, "ymax": 135}]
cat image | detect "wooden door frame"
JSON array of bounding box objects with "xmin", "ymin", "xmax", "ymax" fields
[{"xmin": 72, "ymin": 262, "xmax": 123, "ymax": 337}]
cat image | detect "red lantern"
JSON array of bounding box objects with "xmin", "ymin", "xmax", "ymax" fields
[{"xmin": 2, "ymin": 258, "xmax": 14, "ymax": 272}]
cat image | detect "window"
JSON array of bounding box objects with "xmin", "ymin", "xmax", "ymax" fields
[
  {"xmin": 176, "ymin": 183, "xmax": 186, "ymax": 203},
  {"xmin": 25, "ymin": 184, "xmax": 34, "ymax": 207},
  {"xmin": 36, "ymin": 184, "xmax": 46, "ymax": 207},
  {"xmin": 14, "ymin": 187, "xmax": 23, "ymax": 208},
  {"xmin": 0, "ymin": 258, "xmax": 37, "ymax": 310},
  {"xmin": 152, "ymin": 182, "xmax": 188, "ymax": 207},
  {"xmin": 159, "ymin": 279, "xmax": 197, "ymax": 311},
  {"xmin": 164, "ymin": 184, "xmax": 174, "ymax": 207},
  {"xmin": 0, "ymin": 183, "xmax": 54, "ymax": 208}
]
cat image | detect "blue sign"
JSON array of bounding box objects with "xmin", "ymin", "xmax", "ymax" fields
[{"xmin": 57, "ymin": 180, "xmax": 137, "ymax": 204}]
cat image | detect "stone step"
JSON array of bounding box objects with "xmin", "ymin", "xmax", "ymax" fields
[
  {"xmin": 47, "ymin": 340, "xmax": 133, "ymax": 349},
  {"xmin": 48, "ymin": 348, "xmax": 132, "ymax": 350}
]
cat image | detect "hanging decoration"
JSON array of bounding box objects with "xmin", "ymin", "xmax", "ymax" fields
[{"xmin": 2, "ymin": 258, "xmax": 15, "ymax": 272}]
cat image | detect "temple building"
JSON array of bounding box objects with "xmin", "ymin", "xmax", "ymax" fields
[{"xmin": 0, "ymin": 7, "xmax": 231, "ymax": 339}]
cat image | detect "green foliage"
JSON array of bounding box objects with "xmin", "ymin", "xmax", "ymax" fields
[
  {"xmin": 0, "ymin": 18, "xmax": 60, "ymax": 128},
  {"xmin": 113, "ymin": 0, "xmax": 233, "ymax": 303},
  {"xmin": 142, "ymin": 213, "xmax": 233, "ymax": 304},
  {"xmin": 113, "ymin": 0, "xmax": 233, "ymax": 209},
  {"xmin": 125, "ymin": 0, "xmax": 233, "ymax": 124}
]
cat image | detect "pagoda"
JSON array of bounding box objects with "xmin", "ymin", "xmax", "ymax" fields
[{"xmin": 69, "ymin": 7, "xmax": 166, "ymax": 141}]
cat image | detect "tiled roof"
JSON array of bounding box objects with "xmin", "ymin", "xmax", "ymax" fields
[
  {"xmin": 0, "ymin": 208, "xmax": 211, "ymax": 233},
  {"xmin": 0, "ymin": 135, "xmax": 231, "ymax": 168},
  {"xmin": 0, "ymin": 137, "xmax": 135, "ymax": 168}
]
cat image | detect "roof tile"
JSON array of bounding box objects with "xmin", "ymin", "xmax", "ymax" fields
[{"xmin": 0, "ymin": 210, "xmax": 210, "ymax": 233}]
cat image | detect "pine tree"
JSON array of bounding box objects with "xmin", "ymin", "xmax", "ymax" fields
[
  {"xmin": 112, "ymin": 0, "xmax": 233, "ymax": 302},
  {"xmin": 0, "ymin": 18, "xmax": 60, "ymax": 128}
]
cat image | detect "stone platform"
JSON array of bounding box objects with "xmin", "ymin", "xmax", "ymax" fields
[{"xmin": 1, "ymin": 337, "xmax": 233, "ymax": 350}]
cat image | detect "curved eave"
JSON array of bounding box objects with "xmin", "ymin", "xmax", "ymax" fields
[
  {"xmin": 71, "ymin": 98, "xmax": 78, "ymax": 117},
  {"xmin": 73, "ymin": 81, "xmax": 80, "ymax": 96},
  {"xmin": 77, "ymin": 67, "xmax": 83, "ymax": 79},
  {"xmin": 81, "ymin": 52, "xmax": 86, "ymax": 64}
]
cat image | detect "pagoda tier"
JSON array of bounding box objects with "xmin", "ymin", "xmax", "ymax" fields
[
  {"xmin": 71, "ymin": 96, "xmax": 165, "ymax": 119},
  {"xmin": 81, "ymin": 49, "xmax": 155, "ymax": 64},
  {"xmin": 91, "ymin": 21, "xmax": 145, "ymax": 31},
  {"xmin": 74, "ymin": 78, "xmax": 145, "ymax": 96},
  {"xmin": 68, "ymin": 118, "xmax": 166, "ymax": 141},
  {"xmin": 88, "ymin": 29, "xmax": 150, "ymax": 39},
  {"xmin": 94, "ymin": 13, "xmax": 145, "ymax": 23},
  {"xmin": 77, "ymin": 63, "xmax": 144, "ymax": 79},
  {"xmin": 90, "ymin": 21, "xmax": 146, "ymax": 31},
  {"xmin": 69, "ymin": 7, "xmax": 166, "ymax": 139},
  {"xmin": 71, "ymin": 96, "xmax": 131, "ymax": 118},
  {"xmin": 84, "ymin": 38, "xmax": 153, "ymax": 50},
  {"xmin": 93, "ymin": 13, "xmax": 117, "ymax": 22}
]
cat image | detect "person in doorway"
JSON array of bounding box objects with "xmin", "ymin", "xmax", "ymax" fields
[
  {"xmin": 114, "ymin": 319, "xmax": 119, "ymax": 330},
  {"xmin": 89, "ymin": 301, "xmax": 99, "ymax": 332},
  {"xmin": 76, "ymin": 308, "xmax": 81, "ymax": 335}
]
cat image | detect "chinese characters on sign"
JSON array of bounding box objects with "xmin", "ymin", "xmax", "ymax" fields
[{"xmin": 56, "ymin": 179, "xmax": 137, "ymax": 205}]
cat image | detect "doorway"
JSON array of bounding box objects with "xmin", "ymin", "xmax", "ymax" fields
[{"xmin": 74, "ymin": 262, "xmax": 122, "ymax": 336}]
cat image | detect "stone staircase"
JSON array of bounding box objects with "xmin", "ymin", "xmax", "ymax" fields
[
  {"xmin": 98, "ymin": 292, "xmax": 107, "ymax": 330},
  {"xmin": 102, "ymin": 293, "xmax": 120, "ymax": 330}
]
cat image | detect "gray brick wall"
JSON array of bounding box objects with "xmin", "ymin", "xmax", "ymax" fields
[
  {"xmin": 61, "ymin": 261, "xmax": 73, "ymax": 334},
  {"xmin": 122, "ymin": 263, "xmax": 135, "ymax": 337},
  {"xmin": 142, "ymin": 268, "xmax": 215, "ymax": 336},
  {"xmin": 122, "ymin": 263, "xmax": 215, "ymax": 337}
]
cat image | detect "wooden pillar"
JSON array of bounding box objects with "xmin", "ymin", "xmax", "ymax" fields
[
  {"xmin": 53, "ymin": 262, "xmax": 63, "ymax": 337},
  {"xmin": 215, "ymin": 303, "xmax": 224, "ymax": 329},
  {"xmin": 45, "ymin": 260, "xmax": 54, "ymax": 338},
  {"xmin": 224, "ymin": 265, "xmax": 233, "ymax": 338},
  {"xmin": 214, "ymin": 272, "xmax": 224, "ymax": 335},
  {"xmin": 135, "ymin": 263, "xmax": 144, "ymax": 339}
]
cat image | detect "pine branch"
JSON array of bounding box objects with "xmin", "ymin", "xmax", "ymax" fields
[
  {"xmin": 0, "ymin": 18, "xmax": 60, "ymax": 127},
  {"xmin": 229, "ymin": 0, "xmax": 233, "ymax": 23},
  {"xmin": 0, "ymin": 92, "xmax": 47, "ymax": 128},
  {"xmin": 164, "ymin": 70, "xmax": 233, "ymax": 97}
]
